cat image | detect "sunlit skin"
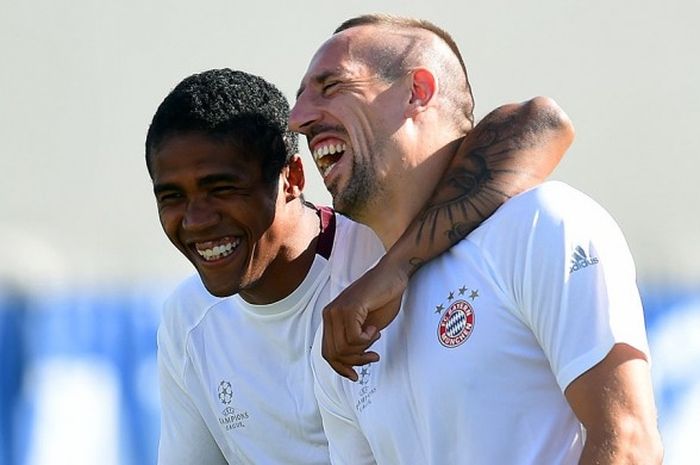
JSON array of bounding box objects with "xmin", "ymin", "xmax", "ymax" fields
[
  {"xmin": 290, "ymin": 28, "xmax": 465, "ymax": 248},
  {"xmin": 150, "ymin": 132, "xmax": 317, "ymax": 303},
  {"xmin": 289, "ymin": 32, "xmax": 412, "ymax": 223},
  {"xmin": 292, "ymin": 21, "xmax": 664, "ymax": 465}
]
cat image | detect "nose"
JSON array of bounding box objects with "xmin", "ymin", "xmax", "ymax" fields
[
  {"xmin": 289, "ymin": 91, "xmax": 321, "ymax": 134},
  {"xmin": 182, "ymin": 196, "xmax": 219, "ymax": 231}
]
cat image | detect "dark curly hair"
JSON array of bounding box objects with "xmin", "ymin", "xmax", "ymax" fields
[{"xmin": 145, "ymin": 69, "xmax": 298, "ymax": 183}]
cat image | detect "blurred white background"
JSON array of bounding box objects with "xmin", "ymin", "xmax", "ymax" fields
[{"xmin": 1, "ymin": 1, "xmax": 698, "ymax": 464}]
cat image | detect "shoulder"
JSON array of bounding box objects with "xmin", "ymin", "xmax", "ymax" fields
[
  {"xmin": 459, "ymin": 181, "xmax": 633, "ymax": 294},
  {"xmin": 162, "ymin": 274, "xmax": 224, "ymax": 326},
  {"xmin": 470, "ymin": 181, "xmax": 620, "ymax": 245},
  {"xmin": 333, "ymin": 214, "xmax": 383, "ymax": 248},
  {"xmin": 158, "ymin": 274, "xmax": 225, "ymax": 364},
  {"xmin": 310, "ymin": 325, "xmax": 351, "ymax": 410},
  {"xmin": 496, "ymin": 181, "xmax": 609, "ymax": 222},
  {"xmin": 329, "ymin": 214, "xmax": 385, "ymax": 287}
]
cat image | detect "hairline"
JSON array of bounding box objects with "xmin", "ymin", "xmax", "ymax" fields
[
  {"xmin": 146, "ymin": 128, "xmax": 289, "ymax": 185},
  {"xmin": 334, "ymin": 15, "xmax": 475, "ymax": 128}
]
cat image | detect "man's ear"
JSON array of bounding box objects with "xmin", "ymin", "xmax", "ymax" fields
[
  {"xmin": 406, "ymin": 68, "xmax": 436, "ymax": 117},
  {"xmin": 282, "ymin": 153, "xmax": 305, "ymax": 202}
]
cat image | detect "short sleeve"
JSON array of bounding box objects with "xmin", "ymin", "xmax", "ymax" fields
[
  {"xmin": 519, "ymin": 183, "xmax": 648, "ymax": 390},
  {"xmin": 157, "ymin": 298, "xmax": 228, "ymax": 465},
  {"xmin": 476, "ymin": 182, "xmax": 649, "ymax": 391}
]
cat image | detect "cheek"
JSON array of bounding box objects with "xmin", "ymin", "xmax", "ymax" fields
[
  {"xmin": 250, "ymin": 207, "xmax": 277, "ymax": 242},
  {"xmin": 247, "ymin": 202, "xmax": 283, "ymax": 253},
  {"xmin": 158, "ymin": 209, "xmax": 181, "ymax": 243}
]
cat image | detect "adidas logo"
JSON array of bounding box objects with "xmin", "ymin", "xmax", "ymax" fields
[{"xmin": 569, "ymin": 245, "xmax": 599, "ymax": 273}]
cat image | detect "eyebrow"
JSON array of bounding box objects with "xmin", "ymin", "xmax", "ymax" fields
[
  {"xmin": 153, "ymin": 182, "xmax": 179, "ymax": 196},
  {"xmin": 198, "ymin": 173, "xmax": 242, "ymax": 186},
  {"xmin": 153, "ymin": 173, "xmax": 242, "ymax": 195},
  {"xmin": 295, "ymin": 70, "xmax": 338, "ymax": 99}
]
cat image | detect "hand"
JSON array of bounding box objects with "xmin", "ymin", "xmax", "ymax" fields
[{"xmin": 321, "ymin": 257, "xmax": 408, "ymax": 381}]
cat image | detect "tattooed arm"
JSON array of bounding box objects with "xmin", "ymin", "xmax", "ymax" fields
[
  {"xmin": 392, "ymin": 96, "xmax": 572, "ymax": 273},
  {"xmin": 321, "ymin": 97, "xmax": 574, "ymax": 380}
]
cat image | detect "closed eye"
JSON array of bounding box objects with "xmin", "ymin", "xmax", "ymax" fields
[
  {"xmin": 322, "ymin": 81, "xmax": 339, "ymax": 94},
  {"xmin": 156, "ymin": 191, "xmax": 183, "ymax": 204},
  {"xmin": 211, "ymin": 185, "xmax": 247, "ymax": 196}
]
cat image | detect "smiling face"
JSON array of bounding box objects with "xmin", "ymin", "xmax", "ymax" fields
[
  {"xmin": 289, "ymin": 29, "xmax": 409, "ymax": 220},
  {"xmin": 151, "ymin": 132, "xmax": 289, "ymax": 298}
]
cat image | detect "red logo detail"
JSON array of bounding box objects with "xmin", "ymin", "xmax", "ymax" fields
[{"xmin": 437, "ymin": 300, "xmax": 475, "ymax": 348}]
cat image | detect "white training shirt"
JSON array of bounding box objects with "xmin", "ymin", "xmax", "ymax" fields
[
  {"xmin": 312, "ymin": 181, "xmax": 650, "ymax": 465},
  {"xmin": 157, "ymin": 210, "xmax": 384, "ymax": 465}
]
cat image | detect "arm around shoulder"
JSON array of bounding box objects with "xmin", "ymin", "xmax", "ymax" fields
[
  {"xmin": 384, "ymin": 95, "xmax": 575, "ymax": 281},
  {"xmin": 321, "ymin": 98, "xmax": 574, "ymax": 379}
]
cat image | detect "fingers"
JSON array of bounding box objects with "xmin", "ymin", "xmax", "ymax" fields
[
  {"xmin": 322, "ymin": 303, "xmax": 381, "ymax": 381},
  {"xmin": 364, "ymin": 297, "xmax": 402, "ymax": 332},
  {"xmin": 322, "ymin": 346, "xmax": 381, "ymax": 382},
  {"xmin": 318, "ymin": 262, "xmax": 406, "ymax": 381}
]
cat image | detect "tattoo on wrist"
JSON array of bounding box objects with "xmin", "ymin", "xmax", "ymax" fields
[{"xmin": 408, "ymin": 257, "xmax": 425, "ymax": 275}]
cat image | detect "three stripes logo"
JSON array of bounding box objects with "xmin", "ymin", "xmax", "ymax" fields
[{"xmin": 569, "ymin": 245, "xmax": 599, "ymax": 274}]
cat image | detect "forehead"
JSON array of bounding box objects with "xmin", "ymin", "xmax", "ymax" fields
[
  {"xmin": 310, "ymin": 33, "xmax": 352, "ymax": 68},
  {"xmin": 151, "ymin": 133, "xmax": 261, "ymax": 182},
  {"xmin": 297, "ymin": 32, "xmax": 370, "ymax": 90}
]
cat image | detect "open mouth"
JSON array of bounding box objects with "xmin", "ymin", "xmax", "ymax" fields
[
  {"xmin": 193, "ymin": 236, "xmax": 242, "ymax": 262},
  {"xmin": 312, "ymin": 140, "xmax": 347, "ymax": 178}
]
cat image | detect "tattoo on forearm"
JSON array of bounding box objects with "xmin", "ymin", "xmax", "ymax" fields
[
  {"xmin": 411, "ymin": 101, "xmax": 563, "ymax": 255},
  {"xmin": 414, "ymin": 150, "xmax": 497, "ymax": 245}
]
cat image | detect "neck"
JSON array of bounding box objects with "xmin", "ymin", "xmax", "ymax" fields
[
  {"xmin": 239, "ymin": 202, "xmax": 321, "ymax": 305},
  {"xmin": 366, "ymin": 137, "xmax": 463, "ymax": 250}
]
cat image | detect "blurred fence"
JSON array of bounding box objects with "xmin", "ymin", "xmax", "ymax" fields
[
  {"xmin": 0, "ymin": 286, "xmax": 165, "ymax": 465},
  {"xmin": 1, "ymin": 285, "xmax": 698, "ymax": 465}
]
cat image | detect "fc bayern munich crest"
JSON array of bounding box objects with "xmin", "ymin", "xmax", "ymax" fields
[{"xmin": 437, "ymin": 299, "xmax": 475, "ymax": 347}]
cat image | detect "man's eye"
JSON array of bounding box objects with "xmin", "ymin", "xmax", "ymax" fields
[
  {"xmin": 323, "ymin": 82, "xmax": 339, "ymax": 93},
  {"xmin": 157, "ymin": 192, "xmax": 182, "ymax": 204},
  {"xmin": 212, "ymin": 185, "xmax": 237, "ymax": 194}
]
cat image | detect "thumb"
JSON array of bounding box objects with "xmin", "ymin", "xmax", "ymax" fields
[{"xmin": 364, "ymin": 296, "xmax": 402, "ymax": 332}]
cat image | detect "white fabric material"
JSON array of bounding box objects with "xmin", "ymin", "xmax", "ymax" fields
[
  {"xmin": 312, "ymin": 181, "xmax": 650, "ymax": 465},
  {"xmin": 157, "ymin": 214, "xmax": 383, "ymax": 465}
]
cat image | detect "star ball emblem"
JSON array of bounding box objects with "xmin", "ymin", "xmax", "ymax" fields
[
  {"xmin": 218, "ymin": 380, "xmax": 233, "ymax": 405},
  {"xmin": 359, "ymin": 366, "xmax": 371, "ymax": 385}
]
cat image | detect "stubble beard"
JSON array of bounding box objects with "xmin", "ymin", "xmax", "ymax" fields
[{"xmin": 331, "ymin": 153, "xmax": 380, "ymax": 223}]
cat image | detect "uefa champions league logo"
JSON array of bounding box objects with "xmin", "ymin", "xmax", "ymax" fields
[
  {"xmin": 216, "ymin": 379, "xmax": 250, "ymax": 430},
  {"xmin": 218, "ymin": 380, "xmax": 233, "ymax": 405}
]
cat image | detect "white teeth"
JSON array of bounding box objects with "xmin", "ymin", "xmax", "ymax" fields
[
  {"xmin": 322, "ymin": 164, "xmax": 333, "ymax": 178},
  {"xmin": 196, "ymin": 238, "xmax": 240, "ymax": 262},
  {"xmin": 313, "ymin": 143, "xmax": 347, "ymax": 161}
]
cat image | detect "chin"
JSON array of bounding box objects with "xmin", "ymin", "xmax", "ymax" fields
[
  {"xmin": 206, "ymin": 287, "xmax": 236, "ymax": 298},
  {"xmin": 199, "ymin": 276, "xmax": 239, "ymax": 298}
]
